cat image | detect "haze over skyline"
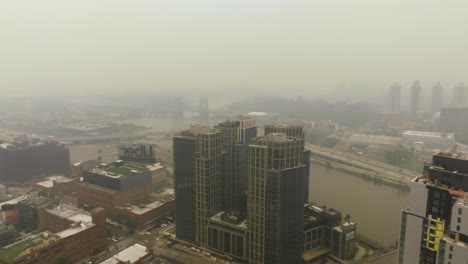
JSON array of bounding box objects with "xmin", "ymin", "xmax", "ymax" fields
[{"xmin": 2, "ymin": 0, "xmax": 468, "ymax": 97}]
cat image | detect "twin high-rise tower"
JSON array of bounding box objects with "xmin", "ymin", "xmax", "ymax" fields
[{"xmin": 173, "ymin": 119, "xmax": 310, "ymax": 264}]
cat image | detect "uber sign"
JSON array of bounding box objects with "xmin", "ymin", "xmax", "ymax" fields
[{"xmin": 118, "ymin": 144, "xmax": 156, "ymax": 163}]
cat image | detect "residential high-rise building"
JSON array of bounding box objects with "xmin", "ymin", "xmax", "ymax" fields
[
  {"xmin": 388, "ymin": 83, "xmax": 402, "ymax": 113},
  {"xmin": 247, "ymin": 133, "xmax": 308, "ymax": 264},
  {"xmin": 398, "ymin": 153, "xmax": 468, "ymax": 264},
  {"xmin": 199, "ymin": 96, "xmax": 209, "ymax": 124},
  {"xmin": 173, "ymin": 122, "xmax": 313, "ymax": 263},
  {"xmin": 173, "ymin": 125, "xmax": 222, "ymax": 244},
  {"xmin": 411, "ymin": 81, "xmax": 422, "ymax": 117},
  {"xmin": 452, "ymin": 83, "xmax": 468, "ymax": 107},
  {"xmin": 216, "ymin": 116, "xmax": 257, "ymax": 213},
  {"xmin": 264, "ymin": 124, "xmax": 311, "ymax": 204},
  {"xmin": 440, "ymin": 107, "xmax": 468, "ymax": 144},
  {"xmin": 432, "ymin": 83, "xmax": 443, "ymax": 113}
]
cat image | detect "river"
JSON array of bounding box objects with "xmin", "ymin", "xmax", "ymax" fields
[{"xmin": 309, "ymin": 163, "xmax": 409, "ymax": 246}]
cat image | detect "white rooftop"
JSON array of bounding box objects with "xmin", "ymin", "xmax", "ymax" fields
[
  {"xmin": 56, "ymin": 222, "xmax": 94, "ymax": 238},
  {"xmin": 36, "ymin": 175, "xmax": 73, "ymax": 188},
  {"xmin": 100, "ymin": 243, "xmax": 148, "ymax": 264},
  {"xmin": 46, "ymin": 204, "xmax": 95, "ymax": 238},
  {"xmin": 0, "ymin": 195, "xmax": 28, "ymax": 207},
  {"xmin": 403, "ymin": 130, "xmax": 455, "ymax": 138},
  {"xmin": 146, "ymin": 163, "xmax": 165, "ymax": 171}
]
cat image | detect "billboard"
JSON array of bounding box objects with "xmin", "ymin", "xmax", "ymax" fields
[{"xmin": 118, "ymin": 143, "xmax": 156, "ymax": 164}]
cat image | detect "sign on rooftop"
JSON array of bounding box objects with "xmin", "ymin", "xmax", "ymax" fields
[{"xmin": 118, "ymin": 143, "xmax": 156, "ymax": 164}]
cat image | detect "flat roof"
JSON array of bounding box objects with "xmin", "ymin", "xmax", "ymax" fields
[
  {"xmin": 36, "ymin": 175, "xmax": 73, "ymax": 188},
  {"xmin": 45, "ymin": 204, "xmax": 95, "ymax": 238},
  {"xmin": 91, "ymin": 163, "xmax": 147, "ymax": 178},
  {"xmin": 146, "ymin": 163, "xmax": 165, "ymax": 171},
  {"xmin": 303, "ymin": 247, "xmax": 330, "ymax": 261},
  {"xmin": 100, "ymin": 243, "xmax": 148, "ymax": 264},
  {"xmin": 0, "ymin": 195, "xmax": 28, "ymax": 207},
  {"xmin": 0, "ymin": 232, "xmax": 59, "ymax": 262},
  {"xmin": 403, "ymin": 130, "xmax": 455, "ymax": 138},
  {"xmin": 210, "ymin": 211, "xmax": 247, "ymax": 229}
]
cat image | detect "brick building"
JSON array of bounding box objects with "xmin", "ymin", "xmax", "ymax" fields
[{"xmin": 0, "ymin": 204, "xmax": 107, "ymax": 264}]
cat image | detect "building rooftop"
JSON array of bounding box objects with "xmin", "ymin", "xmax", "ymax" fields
[
  {"xmin": 403, "ymin": 130, "xmax": 455, "ymax": 139},
  {"xmin": 36, "ymin": 175, "xmax": 74, "ymax": 188},
  {"xmin": 146, "ymin": 163, "xmax": 165, "ymax": 171},
  {"xmin": 45, "ymin": 204, "xmax": 95, "ymax": 238},
  {"xmin": 100, "ymin": 243, "xmax": 148, "ymax": 264},
  {"xmin": 90, "ymin": 162, "xmax": 148, "ymax": 178},
  {"xmin": 0, "ymin": 232, "xmax": 59, "ymax": 262},
  {"xmin": 210, "ymin": 211, "xmax": 248, "ymax": 230},
  {"xmin": 0, "ymin": 195, "xmax": 28, "ymax": 208}
]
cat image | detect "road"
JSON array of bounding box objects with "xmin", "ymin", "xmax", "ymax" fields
[{"xmin": 306, "ymin": 143, "xmax": 419, "ymax": 182}]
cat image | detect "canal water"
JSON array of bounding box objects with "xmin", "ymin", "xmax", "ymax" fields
[{"xmin": 309, "ymin": 163, "xmax": 409, "ymax": 246}]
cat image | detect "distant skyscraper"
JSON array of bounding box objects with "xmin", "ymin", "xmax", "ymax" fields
[
  {"xmin": 173, "ymin": 125, "xmax": 222, "ymax": 244},
  {"xmin": 431, "ymin": 83, "xmax": 443, "ymax": 113},
  {"xmin": 174, "ymin": 96, "xmax": 183, "ymax": 124},
  {"xmin": 440, "ymin": 107, "xmax": 468, "ymax": 144},
  {"xmin": 247, "ymin": 133, "xmax": 308, "ymax": 264},
  {"xmin": 199, "ymin": 96, "xmax": 209, "ymax": 124},
  {"xmin": 452, "ymin": 83, "xmax": 468, "ymax": 107},
  {"xmin": 398, "ymin": 153, "xmax": 468, "ymax": 264},
  {"xmin": 388, "ymin": 83, "xmax": 401, "ymax": 113},
  {"xmin": 216, "ymin": 116, "xmax": 257, "ymax": 213},
  {"xmin": 410, "ymin": 81, "xmax": 422, "ymax": 117}
]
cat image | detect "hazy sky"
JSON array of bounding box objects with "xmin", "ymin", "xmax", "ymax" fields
[{"xmin": 1, "ymin": 1, "xmax": 468, "ymax": 97}]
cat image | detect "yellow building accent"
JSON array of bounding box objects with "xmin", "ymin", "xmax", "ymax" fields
[{"xmin": 425, "ymin": 215, "xmax": 445, "ymax": 251}]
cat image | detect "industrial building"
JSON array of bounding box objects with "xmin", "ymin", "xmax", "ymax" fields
[
  {"xmin": 0, "ymin": 138, "xmax": 70, "ymax": 183},
  {"xmin": 398, "ymin": 152, "xmax": 468, "ymax": 263}
]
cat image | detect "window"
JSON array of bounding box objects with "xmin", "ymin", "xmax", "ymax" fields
[
  {"xmin": 458, "ymin": 217, "xmax": 461, "ymax": 223},
  {"xmin": 449, "ymin": 253, "xmax": 452, "ymax": 259},
  {"xmin": 450, "ymin": 245, "xmax": 453, "ymax": 251},
  {"xmin": 457, "ymin": 226, "xmax": 460, "ymax": 232},
  {"xmin": 459, "ymin": 208, "xmax": 463, "ymax": 215}
]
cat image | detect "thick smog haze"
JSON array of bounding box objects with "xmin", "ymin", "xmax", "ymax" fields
[{"xmin": 1, "ymin": 0, "xmax": 468, "ymax": 97}]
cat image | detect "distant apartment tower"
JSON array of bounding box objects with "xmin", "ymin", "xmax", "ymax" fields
[
  {"xmin": 199, "ymin": 96, "xmax": 209, "ymax": 124},
  {"xmin": 388, "ymin": 83, "xmax": 402, "ymax": 113},
  {"xmin": 452, "ymin": 83, "xmax": 468, "ymax": 107},
  {"xmin": 431, "ymin": 83, "xmax": 443, "ymax": 113},
  {"xmin": 173, "ymin": 125, "xmax": 222, "ymax": 244},
  {"xmin": 216, "ymin": 116, "xmax": 257, "ymax": 213},
  {"xmin": 398, "ymin": 153, "xmax": 468, "ymax": 264},
  {"xmin": 411, "ymin": 81, "xmax": 422, "ymax": 117},
  {"xmin": 440, "ymin": 107, "xmax": 468, "ymax": 144},
  {"xmin": 264, "ymin": 124, "xmax": 311, "ymax": 203},
  {"xmin": 174, "ymin": 96, "xmax": 183, "ymax": 124},
  {"xmin": 247, "ymin": 133, "xmax": 308, "ymax": 264}
]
